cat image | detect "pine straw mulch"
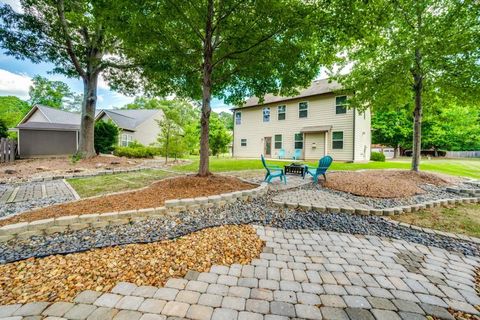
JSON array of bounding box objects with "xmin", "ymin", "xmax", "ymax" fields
[
  {"xmin": 323, "ymin": 170, "xmax": 452, "ymax": 198},
  {"xmin": 0, "ymin": 224, "xmax": 264, "ymax": 305},
  {"xmin": 0, "ymin": 175, "xmax": 256, "ymax": 227}
]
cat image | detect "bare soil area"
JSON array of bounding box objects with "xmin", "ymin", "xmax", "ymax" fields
[
  {"xmin": 0, "ymin": 156, "xmax": 143, "ymax": 182},
  {"xmin": 323, "ymin": 170, "xmax": 451, "ymax": 198},
  {"xmin": 0, "ymin": 225, "xmax": 263, "ymax": 304},
  {"xmin": 0, "ymin": 175, "xmax": 256, "ymax": 227}
]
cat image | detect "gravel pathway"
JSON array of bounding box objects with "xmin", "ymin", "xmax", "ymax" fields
[{"xmin": 1, "ymin": 194, "xmax": 478, "ymax": 264}]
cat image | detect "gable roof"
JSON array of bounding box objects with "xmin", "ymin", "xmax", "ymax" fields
[
  {"xmin": 17, "ymin": 105, "xmax": 81, "ymax": 127},
  {"xmin": 96, "ymin": 109, "xmax": 162, "ymax": 131},
  {"xmin": 233, "ymin": 79, "xmax": 343, "ymax": 110}
]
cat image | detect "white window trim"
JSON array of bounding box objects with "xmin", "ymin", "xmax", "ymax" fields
[
  {"xmin": 294, "ymin": 132, "xmax": 304, "ymax": 149},
  {"xmin": 235, "ymin": 111, "xmax": 242, "ymax": 125},
  {"xmin": 262, "ymin": 107, "xmax": 271, "ymax": 123},
  {"xmin": 332, "ymin": 131, "xmax": 344, "ymax": 149},
  {"xmin": 240, "ymin": 138, "xmax": 247, "ymax": 147},
  {"xmin": 274, "ymin": 134, "xmax": 282, "ymax": 149},
  {"xmin": 298, "ymin": 101, "xmax": 308, "ymax": 118},
  {"xmin": 335, "ymin": 95, "xmax": 348, "ymax": 114},
  {"xmin": 277, "ymin": 105, "xmax": 286, "ymax": 120}
]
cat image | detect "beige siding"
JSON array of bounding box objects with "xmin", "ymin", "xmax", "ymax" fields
[
  {"xmin": 132, "ymin": 110, "xmax": 163, "ymax": 145},
  {"xmin": 353, "ymin": 108, "xmax": 371, "ymax": 162},
  {"xmin": 27, "ymin": 110, "xmax": 49, "ymax": 122},
  {"xmin": 233, "ymin": 93, "xmax": 365, "ymax": 161},
  {"xmin": 304, "ymin": 132, "xmax": 326, "ymax": 160}
]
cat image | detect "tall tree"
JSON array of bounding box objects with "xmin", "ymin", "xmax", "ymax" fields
[
  {"xmin": 334, "ymin": 0, "xmax": 480, "ymax": 170},
  {"xmin": 371, "ymin": 109, "xmax": 412, "ymax": 157},
  {"xmin": 106, "ymin": 0, "xmax": 342, "ymax": 176},
  {"xmin": 209, "ymin": 112, "xmax": 231, "ymax": 157},
  {"xmin": 29, "ymin": 75, "xmax": 74, "ymax": 109},
  {"xmin": 0, "ymin": 0, "xmax": 132, "ymax": 157},
  {"xmin": 0, "ymin": 96, "xmax": 30, "ymax": 128}
]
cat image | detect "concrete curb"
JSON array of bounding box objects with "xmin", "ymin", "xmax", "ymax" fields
[{"xmin": 0, "ymin": 182, "xmax": 268, "ymax": 243}]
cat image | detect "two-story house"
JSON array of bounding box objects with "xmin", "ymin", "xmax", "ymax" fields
[{"xmin": 232, "ymin": 79, "xmax": 371, "ymax": 162}]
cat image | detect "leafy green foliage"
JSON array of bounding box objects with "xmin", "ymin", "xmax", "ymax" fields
[
  {"xmin": 209, "ymin": 113, "xmax": 231, "ymax": 157},
  {"xmin": 218, "ymin": 112, "xmax": 233, "ymax": 131},
  {"xmin": 334, "ymin": 0, "xmax": 480, "ymax": 169},
  {"xmin": 114, "ymin": 142, "xmax": 161, "ymax": 158},
  {"xmin": 371, "ymin": 110, "xmax": 412, "ymax": 152},
  {"xmin": 370, "ymin": 151, "xmax": 386, "ymax": 162},
  {"xmin": 0, "ymin": 118, "xmax": 8, "ymax": 138},
  {"xmin": 94, "ymin": 120, "xmax": 119, "ymax": 154},
  {"xmin": 0, "ymin": 96, "xmax": 30, "ymax": 129},
  {"xmin": 29, "ymin": 75, "xmax": 81, "ymax": 111}
]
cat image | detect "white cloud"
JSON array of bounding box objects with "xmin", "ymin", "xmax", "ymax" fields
[
  {"xmin": 0, "ymin": 69, "xmax": 32, "ymax": 99},
  {"xmin": 212, "ymin": 106, "xmax": 233, "ymax": 114}
]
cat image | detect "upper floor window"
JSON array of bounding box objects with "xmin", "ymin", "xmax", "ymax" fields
[
  {"xmin": 274, "ymin": 134, "xmax": 282, "ymax": 149},
  {"xmin": 299, "ymin": 102, "xmax": 308, "ymax": 118},
  {"xmin": 263, "ymin": 107, "xmax": 270, "ymax": 122},
  {"xmin": 332, "ymin": 131, "xmax": 344, "ymax": 149},
  {"xmin": 294, "ymin": 133, "xmax": 304, "ymax": 149},
  {"xmin": 235, "ymin": 111, "xmax": 242, "ymax": 125},
  {"xmin": 336, "ymin": 96, "xmax": 347, "ymax": 114},
  {"xmin": 241, "ymin": 139, "xmax": 247, "ymax": 147},
  {"xmin": 277, "ymin": 105, "xmax": 286, "ymax": 120}
]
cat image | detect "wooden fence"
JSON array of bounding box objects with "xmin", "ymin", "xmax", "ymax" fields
[
  {"xmin": 0, "ymin": 138, "xmax": 17, "ymax": 163},
  {"xmin": 445, "ymin": 151, "xmax": 480, "ymax": 158}
]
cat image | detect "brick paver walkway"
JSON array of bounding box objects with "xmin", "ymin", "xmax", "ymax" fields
[
  {"xmin": 2, "ymin": 226, "xmax": 479, "ymax": 319},
  {"xmin": 0, "ymin": 180, "xmax": 75, "ymax": 204}
]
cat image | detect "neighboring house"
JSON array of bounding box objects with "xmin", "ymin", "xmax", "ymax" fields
[
  {"xmin": 95, "ymin": 109, "xmax": 164, "ymax": 146},
  {"xmin": 371, "ymin": 144, "xmax": 395, "ymax": 159},
  {"xmin": 15, "ymin": 105, "xmax": 80, "ymax": 157},
  {"xmin": 232, "ymin": 79, "xmax": 371, "ymax": 162}
]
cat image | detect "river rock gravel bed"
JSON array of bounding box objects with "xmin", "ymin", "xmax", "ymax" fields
[{"xmin": 1, "ymin": 193, "xmax": 478, "ymax": 264}]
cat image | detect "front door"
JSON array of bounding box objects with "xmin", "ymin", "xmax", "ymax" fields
[{"xmin": 264, "ymin": 137, "xmax": 272, "ymax": 157}]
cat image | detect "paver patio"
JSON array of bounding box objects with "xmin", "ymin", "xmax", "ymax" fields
[
  {"xmin": 0, "ymin": 180, "xmax": 75, "ymax": 205},
  {"xmin": 2, "ymin": 225, "xmax": 478, "ymax": 319}
]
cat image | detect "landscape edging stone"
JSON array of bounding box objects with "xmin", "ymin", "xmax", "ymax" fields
[{"xmin": 0, "ymin": 182, "xmax": 267, "ymax": 242}]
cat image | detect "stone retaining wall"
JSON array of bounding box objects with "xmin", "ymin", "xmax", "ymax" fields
[
  {"xmin": 0, "ymin": 183, "xmax": 269, "ymax": 243},
  {"xmin": 272, "ymin": 196, "xmax": 480, "ymax": 216}
]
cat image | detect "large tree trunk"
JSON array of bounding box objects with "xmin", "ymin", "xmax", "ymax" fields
[
  {"xmin": 411, "ymin": 50, "xmax": 423, "ymax": 172},
  {"xmin": 78, "ymin": 74, "xmax": 98, "ymax": 158},
  {"xmin": 198, "ymin": 0, "xmax": 214, "ymax": 176}
]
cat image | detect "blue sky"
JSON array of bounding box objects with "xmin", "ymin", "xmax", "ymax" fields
[{"xmin": 0, "ymin": 52, "xmax": 233, "ymax": 112}]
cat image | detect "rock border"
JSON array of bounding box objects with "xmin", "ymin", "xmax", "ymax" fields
[
  {"xmin": 385, "ymin": 217, "xmax": 480, "ymax": 245},
  {"xmin": 0, "ymin": 183, "xmax": 268, "ymax": 243},
  {"xmin": 272, "ymin": 196, "xmax": 480, "ymax": 217}
]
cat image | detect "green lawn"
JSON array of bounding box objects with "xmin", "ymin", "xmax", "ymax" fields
[
  {"xmin": 173, "ymin": 157, "xmax": 480, "ymax": 179},
  {"xmin": 393, "ymin": 203, "xmax": 480, "ymax": 238},
  {"xmin": 67, "ymin": 169, "xmax": 175, "ymax": 198}
]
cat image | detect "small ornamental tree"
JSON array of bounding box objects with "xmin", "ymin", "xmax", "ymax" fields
[{"xmin": 94, "ymin": 120, "xmax": 119, "ymax": 154}]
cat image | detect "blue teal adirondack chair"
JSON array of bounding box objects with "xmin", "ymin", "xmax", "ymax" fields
[
  {"xmin": 292, "ymin": 149, "xmax": 302, "ymax": 160},
  {"xmin": 261, "ymin": 154, "xmax": 287, "ymax": 184},
  {"xmin": 278, "ymin": 149, "xmax": 285, "ymax": 159},
  {"xmin": 306, "ymin": 155, "xmax": 333, "ymax": 183}
]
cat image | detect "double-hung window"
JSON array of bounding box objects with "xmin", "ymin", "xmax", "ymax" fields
[
  {"xmin": 235, "ymin": 111, "xmax": 242, "ymax": 125},
  {"xmin": 274, "ymin": 134, "xmax": 282, "ymax": 149},
  {"xmin": 277, "ymin": 105, "xmax": 286, "ymax": 120},
  {"xmin": 263, "ymin": 107, "xmax": 270, "ymax": 122},
  {"xmin": 299, "ymin": 102, "xmax": 308, "ymax": 118},
  {"xmin": 336, "ymin": 96, "xmax": 347, "ymax": 114},
  {"xmin": 332, "ymin": 131, "xmax": 344, "ymax": 149},
  {"xmin": 294, "ymin": 133, "xmax": 304, "ymax": 149},
  {"xmin": 121, "ymin": 134, "xmax": 133, "ymax": 147},
  {"xmin": 241, "ymin": 139, "xmax": 247, "ymax": 147}
]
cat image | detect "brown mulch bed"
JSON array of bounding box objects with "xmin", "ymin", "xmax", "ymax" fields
[
  {"xmin": 0, "ymin": 175, "xmax": 256, "ymax": 227},
  {"xmin": 323, "ymin": 170, "xmax": 451, "ymax": 198},
  {"xmin": 0, "ymin": 225, "xmax": 264, "ymax": 304},
  {"xmin": 0, "ymin": 156, "xmax": 142, "ymax": 181}
]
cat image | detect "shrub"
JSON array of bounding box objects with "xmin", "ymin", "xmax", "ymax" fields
[
  {"xmin": 0, "ymin": 118, "xmax": 8, "ymax": 138},
  {"xmin": 94, "ymin": 120, "xmax": 119, "ymax": 154},
  {"xmin": 113, "ymin": 143, "xmax": 161, "ymax": 158},
  {"xmin": 370, "ymin": 151, "xmax": 386, "ymax": 162}
]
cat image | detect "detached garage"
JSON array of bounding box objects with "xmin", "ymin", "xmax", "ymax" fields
[{"xmin": 15, "ymin": 105, "xmax": 80, "ymax": 158}]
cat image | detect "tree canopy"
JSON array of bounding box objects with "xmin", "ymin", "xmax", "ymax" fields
[
  {"xmin": 334, "ymin": 0, "xmax": 480, "ymax": 170},
  {"xmin": 29, "ymin": 75, "xmax": 82, "ymax": 111},
  {"xmin": 105, "ymin": 0, "xmax": 345, "ymax": 175},
  {"xmin": 0, "ymin": 96, "xmax": 30, "ymax": 129},
  {"xmin": 0, "ymin": 0, "xmax": 132, "ymax": 157}
]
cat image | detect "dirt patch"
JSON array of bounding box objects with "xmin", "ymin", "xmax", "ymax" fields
[
  {"xmin": 323, "ymin": 170, "xmax": 450, "ymax": 198},
  {"xmin": 0, "ymin": 156, "xmax": 143, "ymax": 182},
  {"xmin": 0, "ymin": 175, "xmax": 256, "ymax": 227},
  {"xmin": 0, "ymin": 224, "xmax": 264, "ymax": 304}
]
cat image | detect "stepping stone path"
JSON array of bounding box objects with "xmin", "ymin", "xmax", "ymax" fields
[
  {"xmin": 1, "ymin": 225, "xmax": 479, "ymax": 319},
  {"xmin": 0, "ymin": 180, "xmax": 75, "ymax": 205}
]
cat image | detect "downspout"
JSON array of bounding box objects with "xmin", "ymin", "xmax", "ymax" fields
[
  {"xmin": 232, "ymin": 110, "xmax": 235, "ymax": 157},
  {"xmin": 352, "ymin": 108, "xmax": 356, "ymax": 162}
]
